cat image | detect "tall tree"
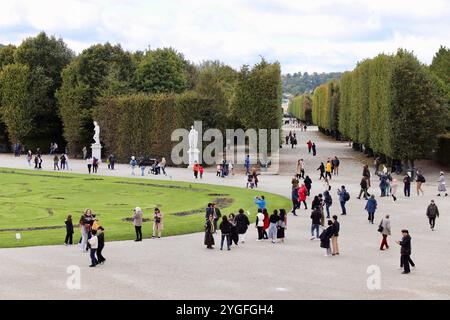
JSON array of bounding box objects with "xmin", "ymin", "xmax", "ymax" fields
[
  {"xmin": 57, "ymin": 43, "xmax": 135, "ymax": 155},
  {"xmin": 134, "ymin": 48, "xmax": 188, "ymax": 93},
  {"xmin": 390, "ymin": 49, "xmax": 447, "ymax": 167},
  {"xmin": 0, "ymin": 45, "xmax": 16, "ymax": 70},
  {"xmin": 0, "ymin": 63, "xmax": 51, "ymax": 144},
  {"xmin": 13, "ymin": 32, "xmax": 74, "ymax": 148}
]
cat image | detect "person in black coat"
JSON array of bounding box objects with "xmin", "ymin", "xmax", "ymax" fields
[
  {"xmin": 64, "ymin": 214, "xmax": 74, "ymax": 245},
  {"xmin": 319, "ymin": 220, "xmax": 334, "ymax": 256},
  {"xmin": 396, "ymin": 230, "xmax": 413, "ymax": 274},
  {"xmin": 235, "ymin": 209, "xmax": 250, "ymax": 243},
  {"xmin": 219, "ymin": 216, "xmax": 232, "ymax": 250},
  {"xmin": 204, "ymin": 215, "xmax": 215, "ymax": 249},
  {"xmin": 304, "ymin": 176, "xmax": 312, "ymax": 196},
  {"xmin": 317, "ymin": 162, "xmax": 326, "ymax": 180},
  {"xmin": 228, "ymin": 213, "xmax": 239, "ymax": 246},
  {"xmin": 331, "ymin": 215, "xmax": 340, "ymax": 255},
  {"xmin": 96, "ymin": 226, "xmax": 106, "ymax": 264}
]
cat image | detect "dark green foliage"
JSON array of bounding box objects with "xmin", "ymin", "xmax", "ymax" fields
[
  {"xmin": 232, "ymin": 59, "xmax": 282, "ymax": 131},
  {"xmin": 134, "ymin": 48, "xmax": 189, "ymax": 94},
  {"xmin": 56, "ymin": 43, "xmax": 135, "ymax": 155},
  {"xmin": 0, "ymin": 45, "xmax": 16, "ymax": 70},
  {"xmin": 0, "ymin": 64, "xmax": 51, "ymax": 144},
  {"xmin": 390, "ymin": 49, "xmax": 446, "ymax": 162},
  {"xmin": 436, "ymin": 133, "xmax": 450, "ymax": 167}
]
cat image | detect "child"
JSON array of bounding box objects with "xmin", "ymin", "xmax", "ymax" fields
[
  {"xmin": 199, "ymin": 165, "xmax": 204, "ymax": 179},
  {"xmin": 96, "ymin": 227, "xmax": 106, "ymax": 264},
  {"xmin": 216, "ymin": 164, "xmax": 221, "ymax": 177},
  {"xmin": 88, "ymin": 230, "xmax": 99, "ymax": 267},
  {"xmin": 64, "ymin": 214, "xmax": 74, "ymax": 245}
]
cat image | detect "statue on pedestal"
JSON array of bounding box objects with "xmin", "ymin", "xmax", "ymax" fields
[
  {"xmin": 188, "ymin": 125, "xmax": 198, "ymax": 151},
  {"xmin": 93, "ymin": 121, "xmax": 100, "ymax": 145}
]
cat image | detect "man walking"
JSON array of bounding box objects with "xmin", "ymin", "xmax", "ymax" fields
[
  {"xmin": 357, "ymin": 176, "xmax": 370, "ymax": 199},
  {"xmin": 337, "ymin": 186, "xmax": 349, "ymax": 215},
  {"xmin": 426, "ymin": 200, "xmax": 439, "ymax": 231},
  {"xmin": 244, "ymin": 155, "xmax": 250, "ymax": 175},
  {"xmin": 403, "ymin": 174, "xmax": 411, "ymax": 197},
  {"xmin": 396, "ymin": 230, "xmax": 413, "ymax": 274}
]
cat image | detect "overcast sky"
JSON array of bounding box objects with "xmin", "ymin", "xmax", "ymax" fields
[{"xmin": 1, "ymin": 0, "xmax": 449, "ymax": 73}]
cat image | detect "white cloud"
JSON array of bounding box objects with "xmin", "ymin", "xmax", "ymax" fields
[{"xmin": 0, "ymin": 0, "xmax": 449, "ymax": 73}]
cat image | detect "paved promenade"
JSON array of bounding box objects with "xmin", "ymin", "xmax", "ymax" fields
[{"xmin": 0, "ymin": 127, "xmax": 449, "ymax": 299}]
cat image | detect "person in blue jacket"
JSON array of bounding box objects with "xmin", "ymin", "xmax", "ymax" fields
[
  {"xmin": 254, "ymin": 196, "xmax": 266, "ymax": 210},
  {"xmin": 365, "ymin": 195, "xmax": 377, "ymax": 224},
  {"xmin": 244, "ymin": 155, "xmax": 250, "ymax": 175}
]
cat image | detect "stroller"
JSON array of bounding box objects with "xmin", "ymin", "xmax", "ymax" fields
[{"xmin": 246, "ymin": 174, "xmax": 255, "ymax": 189}]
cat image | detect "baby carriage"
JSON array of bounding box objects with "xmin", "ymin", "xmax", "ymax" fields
[{"xmin": 247, "ymin": 174, "xmax": 255, "ymax": 189}]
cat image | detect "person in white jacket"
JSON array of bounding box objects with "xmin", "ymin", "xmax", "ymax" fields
[
  {"xmin": 255, "ymin": 209, "xmax": 265, "ymax": 241},
  {"xmin": 88, "ymin": 230, "xmax": 99, "ymax": 267},
  {"xmin": 437, "ymin": 172, "xmax": 447, "ymax": 197},
  {"xmin": 379, "ymin": 215, "xmax": 391, "ymax": 250}
]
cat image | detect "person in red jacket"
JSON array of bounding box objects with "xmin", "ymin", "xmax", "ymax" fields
[
  {"xmin": 307, "ymin": 140, "xmax": 313, "ymax": 154},
  {"xmin": 262, "ymin": 208, "xmax": 269, "ymax": 239},
  {"xmin": 298, "ymin": 184, "xmax": 308, "ymax": 210}
]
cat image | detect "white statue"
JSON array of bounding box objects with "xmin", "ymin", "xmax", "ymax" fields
[
  {"xmin": 188, "ymin": 125, "xmax": 198, "ymax": 150},
  {"xmin": 93, "ymin": 121, "xmax": 100, "ymax": 145}
]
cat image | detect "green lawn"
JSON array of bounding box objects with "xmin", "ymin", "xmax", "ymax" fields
[{"xmin": 0, "ymin": 168, "xmax": 290, "ymax": 248}]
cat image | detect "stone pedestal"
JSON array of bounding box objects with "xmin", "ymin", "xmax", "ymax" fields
[
  {"xmin": 91, "ymin": 143, "xmax": 102, "ymax": 162},
  {"xmin": 188, "ymin": 148, "xmax": 200, "ymax": 168}
]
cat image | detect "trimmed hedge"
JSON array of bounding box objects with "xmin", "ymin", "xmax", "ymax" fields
[
  {"xmin": 309, "ymin": 50, "xmax": 447, "ymax": 165},
  {"xmin": 93, "ymin": 92, "xmax": 218, "ymax": 164},
  {"xmin": 287, "ymin": 94, "xmax": 312, "ymax": 123}
]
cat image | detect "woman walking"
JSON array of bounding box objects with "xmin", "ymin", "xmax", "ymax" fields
[
  {"xmin": 235, "ymin": 209, "xmax": 250, "ymax": 243},
  {"xmin": 379, "ymin": 215, "xmax": 391, "ymax": 250},
  {"xmin": 204, "ymin": 214, "xmax": 215, "ymax": 249},
  {"xmin": 132, "ymin": 207, "xmax": 143, "ymax": 242},
  {"xmin": 263, "ymin": 208, "xmax": 269, "ymax": 239},
  {"xmin": 152, "ymin": 208, "xmax": 164, "ymax": 238},
  {"xmin": 277, "ymin": 209, "xmax": 287, "ymax": 243},
  {"xmin": 365, "ymin": 195, "xmax": 377, "ymax": 224},
  {"xmin": 219, "ymin": 215, "xmax": 232, "ymax": 250},
  {"xmin": 228, "ymin": 213, "xmax": 239, "ymax": 246},
  {"xmin": 298, "ymin": 183, "xmax": 308, "ymax": 209},
  {"xmin": 416, "ymin": 171, "xmax": 425, "ymax": 195},
  {"xmin": 53, "ymin": 155, "xmax": 60, "ymax": 171},
  {"xmin": 64, "ymin": 214, "xmax": 74, "ymax": 245},
  {"xmin": 268, "ymin": 210, "xmax": 280, "ymax": 244},
  {"xmin": 437, "ymin": 172, "xmax": 447, "ymax": 196}
]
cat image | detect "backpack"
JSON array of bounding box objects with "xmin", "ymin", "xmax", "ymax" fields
[
  {"xmin": 131, "ymin": 159, "xmax": 137, "ymax": 166},
  {"xmin": 344, "ymin": 191, "xmax": 350, "ymax": 202}
]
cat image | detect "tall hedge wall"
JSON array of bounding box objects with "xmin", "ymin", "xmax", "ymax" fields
[
  {"xmin": 287, "ymin": 94, "xmax": 312, "ymax": 123},
  {"xmin": 436, "ymin": 133, "xmax": 450, "ymax": 167},
  {"xmin": 310, "ymin": 50, "xmax": 447, "ymax": 165},
  {"xmin": 93, "ymin": 92, "xmax": 218, "ymax": 164}
]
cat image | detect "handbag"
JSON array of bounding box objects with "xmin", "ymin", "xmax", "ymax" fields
[{"xmin": 377, "ymin": 219, "xmax": 384, "ymax": 233}]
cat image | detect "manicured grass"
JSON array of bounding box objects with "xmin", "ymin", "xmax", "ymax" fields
[{"xmin": 0, "ymin": 168, "xmax": 290, "ymax": 248}]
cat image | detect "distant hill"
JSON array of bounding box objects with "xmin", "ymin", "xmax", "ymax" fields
[{"xmin": 282, "ymin": 71, "xmax": 343, "ymax": 95}]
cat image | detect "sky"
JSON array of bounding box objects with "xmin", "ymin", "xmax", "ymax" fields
[{"xmin": 0, "ymin": 0, "xmax": 449, "ymax": 74}]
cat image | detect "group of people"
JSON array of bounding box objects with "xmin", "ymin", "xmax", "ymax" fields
[
  {"xmin": 317, "ymin": 157, "xmax": 340, "ymax": 180},
  {"xmin": 129, "ymin": 156, "xmax": 167, "ymax": 177},
  {"xmin": 131, "ymin": 207, "xmax": 164, "ymax": 241},
  {"xmin": 64, "ymin": 209, "xmax": 106, "ymax": 268},
  {"xmin": 53, "ymin": 154, "xmax": 69, "ymax": 171},
  {"xmin": 204, "ymin": 196, "xmax": 288, "ymax": 250}
]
